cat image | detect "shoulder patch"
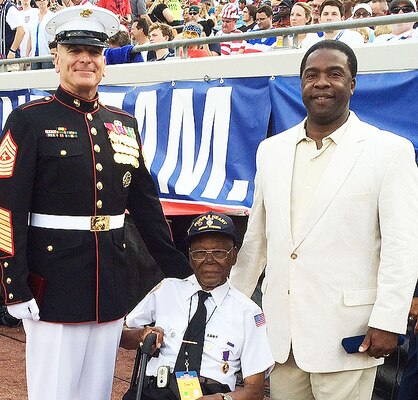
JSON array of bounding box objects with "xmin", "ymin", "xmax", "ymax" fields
[
  {"xmin": 0, "ymin": 131, "xmax": 17, "ymax": 178},
  {"xmin": 0, "ymin": 208, "xmax": 14, "ymax": 256}
]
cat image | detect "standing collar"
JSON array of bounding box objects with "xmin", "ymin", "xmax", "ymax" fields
[
  {"xmin": 55, "ymin": 85, "xmax": 100, "ymax": 113},
  {"xmin": 185, "ymin": 274, "xmax": 230, "ymax": 307}
]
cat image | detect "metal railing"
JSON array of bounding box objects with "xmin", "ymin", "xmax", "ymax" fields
[{"xmin": 0, "ymin": 12, "xmax": 417, "ymax": 67}]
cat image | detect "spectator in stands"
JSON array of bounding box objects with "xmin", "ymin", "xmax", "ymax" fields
[
  {"xmin": 310, "ymin": 0, "xmax": 325, "ymax": 23},
  {"xmin": 177, "ymin": 22, "xmax": 211, "ymax": 57},
  {"xmin": 19, "ymin": 0, "xmax": 38, "ymax": 70},
  {"xmin": 108, "ymin": 26, "xmax": 131, "ymax": 47},
  {"xmin": 130, "ymin": 0, "xmax": 151, "ymax": 24},
  {"xmin": 26, "ymin": 0, "xmax": 54, "ymax": 69},
  {"xmin": 147, "ymin": 22, "xmax": 175, "ymax": 60},
  {"xmin": 370, "ymin": 0, "xmax": 388, "ymax": 16},
  {"xmin": 318, "ymin": 0, "xmax": 364, "ymax": 45},
  {"xmin": 342, "ymin": 0, "xmax": 353, "ymax": 19},
  {"xmin": 272, "ymin": 0, "xmax": 291, "ymax": 27},
  {"xmin": 244, "ymin": 4, "xmax": 276, "ymax": 52},
  {"xmin": 352, "ymin": 3, "xmax": 375, "ymax": 42},
  {"xmin": 216, "ymin": 3, "xmax": 246, "ymax": 55},
  {"xmin": 97, "ymin": 0, "xmax": 132, "ymax": 26},
  {"xmin": 0, "ymin": 0, "xmax": 25, "ymax": 70},
  {"xmin": 188, "ymin": 4, "xmax": 215, "ymax": 38},
  {"xmin": 168, "ymin": 0, "xmax": 183, "ymax": 26},
  {"xmin": 239, "ymin": 4, "xmax": 257, "ymax": 31},
  {"xmin": 131, "ymin": 18, "xmax": 150, "ymax": 60},
  {"xmin": 289, "ymin": 2, "xmax": 313, "ymax": 47},
  {"xmin": 104, "ymin": 27, "xmax": 145, "ymax": 64},
  {"xmin": 148, "ymin": 0, "xmax": 175, "ymax": 25},
  {"xmin": 182, "ymin": 5, "xmax": 191, "ymax": 23},
  {"xmin": 380, "ymin": 0, "xmax": 417, "ymax": 41}
]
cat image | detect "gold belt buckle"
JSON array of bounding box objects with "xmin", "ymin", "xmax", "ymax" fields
[{"xmin": 90, "ymin": 215, "xmax": 110, "ymax": 232}]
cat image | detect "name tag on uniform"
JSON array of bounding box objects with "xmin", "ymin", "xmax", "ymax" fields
[{"xmin": 175, "ymin": 371, "xmax": 203, "ymax": 400}]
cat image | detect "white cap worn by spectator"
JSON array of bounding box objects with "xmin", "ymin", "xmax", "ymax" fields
[
  {"xmin": 352, "ymin": 3, "xmax": 373, "ymax": 16},
  {"xmin": 45, "ymin": 4, "xmax": 120, "ymax": 47}
]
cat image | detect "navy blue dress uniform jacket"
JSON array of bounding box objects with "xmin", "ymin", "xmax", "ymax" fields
[{"xmin": 0, "ymin": 86, "xmax": 191, "ymax": 323}]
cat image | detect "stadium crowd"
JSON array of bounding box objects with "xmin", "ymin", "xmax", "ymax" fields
[{"xmin": 0, "ymin": 0, "xmax": 417, "ymax": 68}]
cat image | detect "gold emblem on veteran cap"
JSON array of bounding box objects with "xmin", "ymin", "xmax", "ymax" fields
[
  {"xmin": 122, "ymin": 171, "xmax": 132, "ymax": 188},
  {"xmin": 80, "ymin": 8, "xmax": 93, "ymax": 17}
]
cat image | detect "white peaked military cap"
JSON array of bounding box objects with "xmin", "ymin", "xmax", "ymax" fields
[{"xmin": 45, "ymin": 4, "xmax": 120, "ymax": 48}]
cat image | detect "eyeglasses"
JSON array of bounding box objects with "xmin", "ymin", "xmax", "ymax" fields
[
  {"xmin": 189, "ymin": 246, "xmax": 234, "ymax": 261},
  {"xmin": 189, "ymin": 11, "xmax": 198, "ymax": 15},
  {"xmin": 391, "ymin": 5, "xmax": 414, "ymax": 13}
]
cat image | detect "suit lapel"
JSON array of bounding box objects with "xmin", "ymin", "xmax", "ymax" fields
[{"xmin": 293, "ymin": 115, "xmax": 368, "ymax": 249}]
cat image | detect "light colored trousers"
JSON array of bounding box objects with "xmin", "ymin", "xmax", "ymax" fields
[
  {"xmin": 23, "ymin": 318, "xmax": 124, "ymax": 400},
  {"xmin": 270, "ymin": 351, "xmax": 377, "ymax": 400}
]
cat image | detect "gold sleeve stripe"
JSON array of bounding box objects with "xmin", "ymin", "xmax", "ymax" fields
[
  {"xmin": 0, "ymin": 208, "xmax": 13, "ymax": 255},
  {"xmin": 0, "ymin": 130, "xmax": 17, "ymax": 178}
]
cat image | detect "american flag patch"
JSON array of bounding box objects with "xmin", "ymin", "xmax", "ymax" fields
[
  {"xmin": 0, "ymin": 131, "xmax": 17, "ymax": 178},
  {"xmin": 254, "ymin": 312, "xmax": 266, "ymax": 327},
  {"xmin": 0, "ymin": 208, "xmax": 14, "ymax": 255}
]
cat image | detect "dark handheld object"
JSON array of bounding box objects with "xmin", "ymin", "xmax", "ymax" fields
[
  {"xmin": 342, "ymin": 334, "xmax": 405, "ymax": 354},
  {"xmin": 123, "ymin": 332, "xmax": 157, "ymax": 400}
]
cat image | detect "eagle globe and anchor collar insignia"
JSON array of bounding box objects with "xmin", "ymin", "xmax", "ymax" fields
[{"xmin": 104, "ymin": 121, "xmax": 140, "ymax": 169}]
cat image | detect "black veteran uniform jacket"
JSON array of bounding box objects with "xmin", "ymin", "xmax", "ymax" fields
[{"xmin": 0, "ymin": 86, "xmax": 191, "ymax": 323}]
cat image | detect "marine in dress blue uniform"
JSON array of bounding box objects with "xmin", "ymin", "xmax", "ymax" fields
[{"xmin": 0, "ymin": 4, "xmax": 190, "ymax": 399}]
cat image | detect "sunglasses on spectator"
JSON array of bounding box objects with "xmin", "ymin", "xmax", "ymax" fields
[
  {"xmin": 354, "ymin": 10, "xmax": 371, "ymax": 17},
  {"xmin": 391, "ymin": 5, "xmax": 415, "ymax": 13},
  {"xmin": 189, "ymin": 11, "xmax": 198, "ymax": 15},
  {"xmin": 183, "ymin": 30, "xmax": 200, "ymax": 38}
]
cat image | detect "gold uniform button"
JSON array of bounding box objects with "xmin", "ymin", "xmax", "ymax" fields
[
  {"xmin": 47, "ymin": 245, "xmax": 53, "ymax": 252},
  {"xmin": 123, "ymin": 243, "xmax": 126, "ymax": 249},
  {"xmin": 97, "ymin": 200, "xmax": 103, "ymax": 209},
  {"xmin": 94, "ymin": 145, "xmax": 101, "ymax": 153},
  {"xmin": 290, "ymin": 253, "xmax": 297, "ymax": 260},
  {"xmin": 96, "ymin": 163, "xmax": 103, "ymax": 172},
  {"xmin": 3, "ymin": 262, "xmax": 8, "ymax": 268},
  {"xmin": 60, "ymin": 150, "xmax": 67, "ymax": 156},
  {"xmin": 94, "ymin": 101, "xmax": 98, "ymax": 108},
  {"xmin": 87, "ymin": 113, "xmax": 93, "ymax": 121},
  {"xmin": 45, "ymin": 96, "xmax": 51, "ymax": 101},
  {"xmin": 91, "ymin": 127, "xmax": 97, "ymax": 136},
  {"xmin": 6, "ymin": 278, "xmax": 11, "ymax": 284},
  {"xmin": 8, "ymin": 293, "xmax": 13, "ymax": 300},
  {"xmin": 96, "ymin": 182, "xmax": 103, "ymax": 190}
]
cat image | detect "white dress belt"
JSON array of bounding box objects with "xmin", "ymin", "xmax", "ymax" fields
[{"xmin": 30, "ymin": 213, "xmax": 125, "ymax": 231}]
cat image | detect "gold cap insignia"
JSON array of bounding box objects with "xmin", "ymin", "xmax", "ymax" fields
[{"xmin": 80, "ymin": 9, "xmax": 93, "ymax": 17}]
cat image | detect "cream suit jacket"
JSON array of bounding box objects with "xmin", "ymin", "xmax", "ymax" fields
[{"xmin": 230, "ymin": 113, "xmax": 418, "ymax": 373}]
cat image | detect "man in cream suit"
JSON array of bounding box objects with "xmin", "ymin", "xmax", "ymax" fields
[{"xmin": 230, "ymin": 40, "xmax": 418, "ymax": 400}]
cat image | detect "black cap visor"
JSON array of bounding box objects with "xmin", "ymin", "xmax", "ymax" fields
[{"xmin": 56, "ymin": 30, "xmax": 109, "ymax": 48}]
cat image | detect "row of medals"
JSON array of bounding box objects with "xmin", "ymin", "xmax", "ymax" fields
[{"xmin": 108, "ymin": 131, "xmax": 140, "ymax": 169}]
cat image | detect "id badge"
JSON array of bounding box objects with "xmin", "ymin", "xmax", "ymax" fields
[{"xmin": 175, "ymin": 371, "xmax": 203, "ymax": 400}]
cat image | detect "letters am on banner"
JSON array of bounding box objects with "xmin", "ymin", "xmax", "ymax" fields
[{"xmin": 119, "ymin": 78, "xmax": 271, "ymax": 215}]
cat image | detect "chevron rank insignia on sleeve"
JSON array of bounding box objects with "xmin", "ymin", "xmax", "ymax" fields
[{"xmin": 0, "ymin": 131, "xmax": 17, "ymax": 178}]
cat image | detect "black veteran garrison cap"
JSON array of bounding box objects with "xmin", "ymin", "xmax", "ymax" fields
[
  {"xmin": 45, "ymin": 5, "xmax": 120, "ymax": 48},
  {"xmin": 186, "ymin": 212, "xmax": 237, "ymax": 245}
]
